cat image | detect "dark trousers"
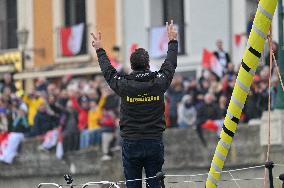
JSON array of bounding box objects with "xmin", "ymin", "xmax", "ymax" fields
[
  {"xmin": 122, "ymin": 139, "xmax": 164, "ymax": 188},
  {"xmin": 196, "ymin": 121, "xmax": 207, "ymax": 147},
  {"xmin": 169, "ymin": 116, "xmax": 178, "ymax": 128},
  {"xmin": 63, "ymin": 132, "xmax": 80, "ymax": 152}
]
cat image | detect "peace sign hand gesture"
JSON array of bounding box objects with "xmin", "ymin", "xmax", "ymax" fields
[
  {"xmin": 90, "ymin": 31, "xmax": 102, "ymax": 50},
  {"xmin": 166, "ymin": 20, "xmax": 178, "ymax": 41}
]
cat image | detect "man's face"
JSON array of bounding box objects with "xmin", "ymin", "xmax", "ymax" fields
[
  {"xmin": 90, "ymin": 101, "xmax": 98, "ymax": 109},
  {"xmin": 4, "ymin": 74, "xmax": 11, "ymax": 83},
  {"xmin": 272, "ymin": 42, "xmax": 277, "ymax": 51},
  {"xmin": 172, "ymin": 75, "xmax": 183, "ymax": 86},
  {"xmin": 204, "ymin": 94, "xmax": 213, "ymax": 104},
  {"xmin": 219, "ymin": 96, "xmax": 227, "ymax": 106},
  {"xmin": 216, "ymin": 40, "xmax": 223, "ymax": 50},
  {"xmin": 38, "ymin": 104, "xmax": 46, "ymax": 112},
  {"xmin": 81, "ymin": 101, "xmax": 89, "ymax": 109},
  {"xmin": 3, "ymin": 87, "xmax": 11, "ymax": 96},
  {"xmin": 227, "ymin": 63, "xmax": 234, "ymax": 72},
  {"xmin": 48, "ymin": 96, "xmax": 56, "ymax": 104}
]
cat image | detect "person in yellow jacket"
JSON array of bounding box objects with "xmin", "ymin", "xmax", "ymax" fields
[
  {"xmin": 22, "ymin": 91, "xmax": 45, "ymax": 126},
  {"xmin": 79, "ymin": 88, "xmax": 108, "ymax": 149},
  {"xmin": 88, "ymin": 94, "xmax": 106, "ymax": 130}
]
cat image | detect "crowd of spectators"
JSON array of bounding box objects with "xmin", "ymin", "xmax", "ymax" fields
[
  {"xmin": 166, "ymin": 62, "xmax": 278, "ymax": 145},
  {"xmin": 166, "ymin": 40, "xmax": 280, "ymax": 146},
  {"xmin": 0, "ymin": 40, "xmax": 280, "ymax": 164},
  {"xmin": 0, "ymin": 74, "xmax": 120, "ymax": 163}
]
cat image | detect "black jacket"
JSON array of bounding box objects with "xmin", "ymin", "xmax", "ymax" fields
[
  {"xmin": 213, "ymin": 51, "xmax": 231, "ymax": 67},
  {"xmin": 196, "ymin": 102, "xmax": 220, "ymax": 126},
  {"xmin": 96, "ymin": 40, "xmax": 178, "ymax": 140}
]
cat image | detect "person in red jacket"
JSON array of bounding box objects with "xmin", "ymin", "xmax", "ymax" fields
[{"xmin": 70, "ymin": 95, "xmax": 89, "ymax": 130}]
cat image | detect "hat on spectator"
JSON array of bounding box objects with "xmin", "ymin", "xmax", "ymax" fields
[{"xmin": 79, "ymin": 95, "xmax": 89, "ymax": 103}]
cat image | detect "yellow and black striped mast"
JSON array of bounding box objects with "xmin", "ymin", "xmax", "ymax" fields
[{"xmin": 206, "ymin": 0, "xmax": 278, "ymax": 187}]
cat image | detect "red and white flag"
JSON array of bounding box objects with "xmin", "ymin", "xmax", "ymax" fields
[
  {"xmin": 60, "ymin": 23, "xmax": 84, "ymax": 56},
  {"xmin": 0, "ymin": 133, "xmax": 24, "ymax": 164},
  {"xmin": 0, "ymin": 132, "xmax": 8, "ymax": 157},
  {"xmin": 234, "ymin": 34, "xmax": 242, "ymax": 47},
  {"xmin": 149, "ymin": 25, "xmax": 179, "ymax": 58},
  {"xmin": 202, "ymin": 48, "xmax": 223, "ymax": 78},
  {"xmin": 202, "ymin": 49, "xmax": 213, "ymax": 69},
  {"xmin": 41, "ymin": 129, "xmax": 59, "ymax": 150}
]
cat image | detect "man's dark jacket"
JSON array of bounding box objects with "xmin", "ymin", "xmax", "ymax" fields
[
  {"xmin": 96, "ymin": 40, "xmax": 178, "ymax": 140},
  {"xmin": 213, "ymin": 51, "xmax": 230, "ymax": 67},
  {"xmin": 196, "ymin": 102, "xmax": 220, "ymax": 126}
]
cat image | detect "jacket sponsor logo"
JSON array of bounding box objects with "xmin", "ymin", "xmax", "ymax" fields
[
  {"xmin": 126, "ymin": 94, "xmax": 160, "ymax": 103},
  {"xmin": 135, "ymin": 73, "xmax": 150, "ymax": 78},
  {"xmin": 157, "ymin": 73, "xmax": 164, "ymax": 78},
  {"xmin": 114, "ymin": 75, "xmax": 121, "ymax": 80}
]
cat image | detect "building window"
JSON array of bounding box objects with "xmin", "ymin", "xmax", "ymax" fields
[
  {"xmin": 64, "ymin": 0, "xmax": 86, "ymax": 26},
  {"xmin": 7, "ymin": 0, "xmax": 18, "ymax": 49},
  {"xmin": 163, "ymin": 0, "xmax": 185, "ymax": 54},
  {"xmin": 64, "ymin": 0, "xmax": 87, "ymax": 55},
  {"xmin": 0, "ymin": 0, "xmax": 18, "ymax": 50}
]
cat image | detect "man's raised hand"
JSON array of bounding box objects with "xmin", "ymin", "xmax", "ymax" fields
[
  {"xmin": 166, "ymin": 20, "xmax": 178, "ymax": 41},
  {"xmin": 90, "ymin": 31, "xmax": 102, "ymax": 50}
]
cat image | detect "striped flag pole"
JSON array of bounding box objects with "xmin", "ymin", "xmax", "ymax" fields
[{"xmin": 206, "ymin": 0, "xmax": 278, "ymax": 187}]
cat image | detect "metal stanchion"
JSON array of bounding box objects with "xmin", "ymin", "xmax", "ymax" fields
[{"xmin": 265, "ymin": 161, "xmax": 275, "ymax": 188}]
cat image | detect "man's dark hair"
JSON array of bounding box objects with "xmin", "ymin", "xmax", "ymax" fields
[{"xmin": 130, "ymin": 48, "xmax": 150, "ymax": 71}]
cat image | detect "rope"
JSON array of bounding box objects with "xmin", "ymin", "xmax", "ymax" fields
[
  {"xmin": 274, "ymin": 164, "xmax": 284, "ymax": 167},
  {"xmin": 267, "ymin": 33, "xmax": 273, "ymax": 162},
  {"xmin": 173, "ymin": 176, "xmax": 284, "ymax": 184},
  {"xmin": 168, "ymin": 177, "xmax": 266, "ymax": 184},
  {"xmin": 165, "ymin": 164, "xmax": 265, "ymax": 178},
  {"xmin": 262, "ymin": 30, "xmax": 273, "ymax": 188},
  {"xmin": 165, "ymin": 172, "xmax": 208, "ymax": 178},
  {"xmin": 117, "ymin": 175, "xmax": 157, "ymax": 183},
  {"xmin": 228, "ymin": 171, "xmax": 241, "ymax": 188},
  {"xmin": 272, "ymin": 52, "xmax": 284, "ymax": 91},
  {"xmin": 37, "ymin": 163, "xmax": 284, "ymax": 187}
]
